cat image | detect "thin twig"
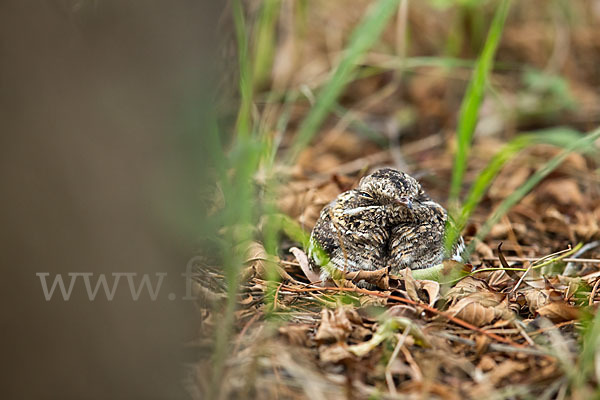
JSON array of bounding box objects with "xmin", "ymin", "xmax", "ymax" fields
[
  {"xmin": 513, "ymin": 320, "xmax": 536, "ymax": 346},
  {"xmin": 233, "ymin": 313, "xmax": 260, "ymax": 354},
  {"xmin": 474, "ymin": 244, "xmax": 581, "ymax": 275},
  {"xmin": 385, "ymin": 327, "xmax": 410, "ymax": 395},
  {"xmin": 432, "ymin": 332, "xmax": 550, "ymax": 356},
  {"xmin": 564, "ymin": 240, "xmax": 600, "ymax": 276},
  {"xmin": 482, "ymin": 257, "xmax": 600, "ymax": 264},
  {"xmin": 510, "ymin": 261, "xmax": 533, "ymax": 293},
  {"xmin": 401, "ymin": 346, "xmax": 422, "ymax": 381},
  {"xmin": 528, "ymin": 320, "xmax": 576, "ymax": 337},
  {"xmin": 281, "ymin": 285, "xmax": 524, "ymax": 347},
  {"xmin": 273, "ymin": 282, "xmax": 283, "ymax": 311}
]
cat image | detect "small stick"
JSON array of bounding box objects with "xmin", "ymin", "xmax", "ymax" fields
[
  {"xmin": 433, "ymin": 332, "xmax": 550, "ymax": 356},
  {"xmin": 482, "ymin": 257, "xmax": 600, "ymax": 264},
  {"xmin": 510, "ymin": 261, "xmax": 533, "ymax": 294},
  {"xmin": 401, "ymin": 346, "xmax": 422, "ymax": 381},
  {"xmin": 233, "ymin": 313, "xmax": 260, "ymax": 354},
  {"xmin": 282, "ymin": 285, "xmax": 524, "ymax": 347},
  {"xmin": 385, "ymin": 327, "xmax": 410, "ymax": 395},
  {"xmin": 273, "ymin": 282, "xmax": 283, "ymax": 311},
  {"xmin": 513, "ymin": 320, "xmax": 536, "ymax": 346},
  {"xmin": 528, "ymin": 320, "xmax": 575, "ymax": 337}
]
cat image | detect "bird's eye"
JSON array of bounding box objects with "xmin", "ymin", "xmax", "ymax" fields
[{"xmin": 358, "ymin": 191, "xmax": 374, "ymax": 199}]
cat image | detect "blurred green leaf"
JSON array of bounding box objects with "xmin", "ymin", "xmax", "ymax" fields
[
  {"xmin": 252, "ymin": 0, "xmax": 281, "ymax": 90},
  {"xmin": 427, "ymin": 0, "xmax": 487, "ymax": 10},
  {"xmin": 517, "ymin": 68, "xmax": 577, "ymax": 119},
  {"xmin": 445, "ymin": 127, "xmax": 585, "ymax": 252},
  {"xmin": 286, "ymin": 0, "xmax": 401, "ymax": 163},
  {"xmin": 465, "ymin": 126, "xmax": 600, "ymax": 258},
  {"xmin": 449, "ymin": 0, "xmax": 511, "ymax": 205},
  {"xmin": 232, "ymin": 0, "xmax": 254, "ymax": 139}
]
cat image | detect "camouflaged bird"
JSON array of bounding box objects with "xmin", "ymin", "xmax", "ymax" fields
[{"xmin": 308, "ymin": 168, "xmax": 464, "ymax": 279}]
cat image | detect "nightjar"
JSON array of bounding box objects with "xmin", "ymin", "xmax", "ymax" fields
[{"xmin": 308, "ymin": 168, "xmax": 464, "ymax": 279}]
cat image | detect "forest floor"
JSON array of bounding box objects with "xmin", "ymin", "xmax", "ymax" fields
[{"xmin": 194, "ymin": 1, "xmax": 600, "ymax": 398}]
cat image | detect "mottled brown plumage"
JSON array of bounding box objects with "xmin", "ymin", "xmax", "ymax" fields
[{"xmin": 309, "ymin": 168, "xmax": 464, "ymax": 279}]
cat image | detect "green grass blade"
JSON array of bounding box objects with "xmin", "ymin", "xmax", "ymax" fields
[
  {"xmin": 378, "ymin": 56, "xmax": 476, "ymax": 70},
  {"xmin": 464, "ymin": 126, "xmax": 600, "ymax": 259},
  {"xmin": 286, "ymin": 0, "xmax": 401, "ymax": 163},
  {"xmin": 209, "ymin": 0, "xmax": 272, "ymax": 380},
  {"xmin": 578, "ymin": 309, "xmax": 600, "ymax": 388},
  {"xmin": 445, "ymin": 127, "xmax": 584, "ymax": 252},
  {"xmin": 252, "ymin": 0, "xmax": 281, "ymax": 90},
  {"xmin": 332, "ymin": 103, "xmax": 390, "ymax": 147},
  {"xmin": 232, "ymin": 0, "xmax": 253, "ymax": 140},
  {"xmin": 264, "ymin": 91, "xmax": 299, "ymax": 168},
  {"xmin": 448, "ymin": 0, "xmax": 511, "ymax": 206}
]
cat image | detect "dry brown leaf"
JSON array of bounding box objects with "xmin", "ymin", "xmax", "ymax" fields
[
  {"xmin": 522, "ymin": 274, "xmax": 547, "ymax": 290},
  {"xmin": 407, "ymin": 71, "xmax": 449, "ymax": 120},
  {"xmin": 315, "ymin": 307, "xmax": 353, "ymax": 343},
  {"xmin": 241, "ymin": 241, "xmax": 294, "ymax": 282},
  {"xmin": 402, "ymin": 268, "xmax": 419, "ymax": 303},
  {"xmin": 277, "ymin": 180, "xmax": 341, "ymax": 229},
  {"xmin": 289, "ymin": 246, "xmax": 321, "ymax": 284},
  {"xmin": 400, "ymin": 268, "xmax": 440, "ymax": 306},
  {"xmin": 345, "ymin": 267, "xmax": 390, "ymax": 289},
  {"xmin": 489, "ymin": 165, "xmax": 531, "ymax": 201},
  {"xmin": 487, "ymin": 270, "xmax": 515, "ymax": 290},
  {"xmin": 564, "ymin": 280, "xmax": 582, "ymax": 301},
  {"xmin": 298, "ymin": 131, "xmax": 378, "ymax": 174},
  {"xmin": 478, "ymin": 355, "xmax": 497, "ymax": 372},
  {"xmin": 447, "ymin": 292, "xmax": 510, "ymax": 327},
  {"xmin": 277, "ymin": 181, "xmax": 314, "ymax": 219},
  {"xmin": 385, "ymin": 304, "xmax": 418, "ymax": 319},
  {"xmin": 445, "ymin": 276, "xmax": 490, "ymax": 304},
  {"xmin": 562, "ymin": 152, "xmax": 588, "ymax": 171},
  {"xmin": 359, "ymin": 293, "xmax": 389, "ymax": 307},
  {"xmin": 318, "ymin": 343, "xmax": 352, "ymax": 364},
  {"xmin": 486, "ymin": 360, "xmax": 527, "ymax": 385},
  {"xmin": 523, "ymin": 288, "xmax": 550, "ymax": 313},
  {"xmin": 538, "ymin": 179, "xmax": 584, "ymax": 207},
  {"xmin": 350, "ymin": 324, "xmax": 373, "ymax": 341},
  {"xmin": 420, "ymin": 280, "xmax": 441, "ymax": 307},
  {"xmin": 399, "ymin": 381, "xmax": 461, "ymax": 400},
  {"xmin": 575, "ymin": 210, "xmax": 600, "ymax": 239},
  {"xmin": 542, "ymin": 207, "xmax": 574, "ymax": 241},
  {"xmin": 344, "ymin": 307, "xmax": 364, "ymax": 325},
  {"xmin": 244, "ymin": 241, "xmax": 268, "ymax": 275},
  {"xmin": 321, "ymin": 129, "xmax": 376, "ymax": 160},
  {"xmin": 475, "ymin": 334, "xmax": 491, "ymax": 356},
  {"xmin": 537, "ymin": 302, "xmax": 580, "ymax": 322},
  {"xmin": 476, "ymin": 241, "xmax": 495, "ymax": 259}
]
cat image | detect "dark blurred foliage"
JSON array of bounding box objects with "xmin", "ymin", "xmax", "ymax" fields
[{"xmin": 0, "ymin": 1, "xmax": 225, "ymax": 399}]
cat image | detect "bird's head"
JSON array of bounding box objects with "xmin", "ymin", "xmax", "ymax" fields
[
  {"xmin": 328, "ymin": 168, "xmax": 437, "ymax": 240},
  {"xmin": 356, "ymin": 168, "xmax": 421, "ymax": 210}
]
